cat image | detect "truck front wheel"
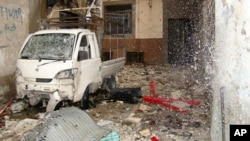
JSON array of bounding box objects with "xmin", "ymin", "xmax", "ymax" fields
[{"xmin": 80, "ymin": 87, "xmax": 90, "ymax": 109}]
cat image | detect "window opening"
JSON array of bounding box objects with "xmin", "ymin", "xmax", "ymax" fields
[{"xmin": 105, "ymin": 4, "xmax": 132, "ymax": 34}]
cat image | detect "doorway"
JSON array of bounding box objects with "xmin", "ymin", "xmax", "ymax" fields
[{"xmin": 168, "ymin": 18, "xmax": 194, "ymax": 65}]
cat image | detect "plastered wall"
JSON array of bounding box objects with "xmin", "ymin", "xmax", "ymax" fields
[
  {"xmin": 135, "ymin": 0, "xmax": 163, "ymax": 39},
  {"xmin": 0, "ymin": 1, "xmax": 29, "ymax": 100},
  {"xmin": 211, "ymin": 0, "xmax": 250, "ymax": 140}
]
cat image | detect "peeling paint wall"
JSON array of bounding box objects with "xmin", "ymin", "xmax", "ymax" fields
[
  {"xmin": 0, "ymin": 1, "xmax": 41, "ymax": 100},
  {"xmin": 211, "ymin": 0, "xmax": 250, "ymax": 140}
]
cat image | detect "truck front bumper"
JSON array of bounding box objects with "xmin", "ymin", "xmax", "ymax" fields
[{"xmin": 16, "ymin": 78, "xmax": 75, "ymax": 106}]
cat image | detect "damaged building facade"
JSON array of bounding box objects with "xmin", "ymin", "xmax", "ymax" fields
[
  {"xmin": 0, "ymin": 0, "xmax": 250, "ymax": 140},
  {"xmin": 0, "ymin": 0, "xmax": 202, "ymax": 101}
]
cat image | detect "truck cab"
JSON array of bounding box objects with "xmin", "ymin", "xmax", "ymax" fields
[{"xmin": 16, "ymin": 29, "xmax": 124, "ymax": 111}]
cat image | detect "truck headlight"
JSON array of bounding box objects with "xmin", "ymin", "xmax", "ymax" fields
[
  {"xmin": 16, "ymin": 67, "xmax": 22, "ymax": 77},
  {"xmin": 55, "ymin": 68, "xmax": 78, "ymax": 79}
]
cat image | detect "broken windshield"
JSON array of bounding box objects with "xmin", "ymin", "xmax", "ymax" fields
[{"xmin": 20, "ymin": 33, "xmax": 75, "ymax": 60}]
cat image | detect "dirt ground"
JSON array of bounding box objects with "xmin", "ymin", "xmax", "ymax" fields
[{"xmin": 0, "ymin": 64, "xmax": 212, "ymax": 141}]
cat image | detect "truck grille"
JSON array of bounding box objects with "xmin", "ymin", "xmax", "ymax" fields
[{"xmin": 36, "ymin": 78, "xmax": 52, "ymax": 83}]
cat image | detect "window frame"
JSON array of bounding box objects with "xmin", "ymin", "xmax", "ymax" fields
[{"xmin": 103, "ymin": 1, "xmax": 135, "ymax": 38}]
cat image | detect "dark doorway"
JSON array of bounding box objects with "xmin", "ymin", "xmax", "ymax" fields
[
  {"xmin": 102, "ymin": 52, "xmax": 113, "ymax": 61},
  {"xmin": 168, "ymin": 18, "xmax": 194, "ymax": 65},
  {"xmin": 126, "ymin": 52, "xmax": 144, "ymax": 63}
]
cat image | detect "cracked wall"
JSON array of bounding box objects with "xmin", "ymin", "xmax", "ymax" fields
[{"xmin": 0, "ymin": 1, "xmax": 41, "ymax": 100}]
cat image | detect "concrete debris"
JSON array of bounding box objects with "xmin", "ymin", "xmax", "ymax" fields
[
  {"xmin": 139, "ymin": 128, "xmax": 151, "ymax": 137},
  {"xmin": 125, "ymin": 117, "xmax": 142, "ymax": 124},
  {"xmin": 97, "ymin": 119, "xmax": 114, "ymax": 127},
  {"xmin": 129, "ymin": 112, "xmax": 135, "ymax": 117},
  {"xmin": 5, "ymin": 120, "xmax": 17, "ymax": 130},
  {"xmin": 4, "ymin": 115, "xmax": 10, "ymax": 120},
  {"xmin": 148, "ymin": 70, "xmax": 155, "ymax": 75},
  {"xmin": 10, "ymin": 101, "xmax": 28, "ymax": 114},
  {"xmin": 1, "ymin": 118, "xmax": 41, "ymax": 140},
  {"xmin": 2, "ymin": 130, "xmax": 15, "ymax": 138},
  {"xmin": 14, "ymin": 118, "xmax": 40, "ymax": 137},
  {"xmin": 168, "ymin": 131, "xmax": 192, "ymax": 138},
  {"xmin": 170, "ymin": 90, "xmax": 183, "ymax": 99},
  {"xmin": 139, "ymin": 103, "xmax": 152, "ymax": 111},
  {"xmin": 170, "ymin": 101, "xmax": 190, "ymax": 110}
]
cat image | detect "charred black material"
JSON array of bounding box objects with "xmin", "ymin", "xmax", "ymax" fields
[{"xmin": 110, "ymin": 88, "xmax": 142, "ymax": 104}]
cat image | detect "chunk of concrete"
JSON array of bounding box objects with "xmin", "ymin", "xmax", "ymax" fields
[
  {"xmin": 97, "ymin": 119, "xmax": 114, "ymax": 127},
  {"xmin": 10, "ymin": 101, "xmax": 28, "ymax": 114},
  {"xmin": 139, "ymin": 128, "xmax": 151, "ymax": 137},
  {"xmin": 14, "ymin": 118, "xmax": 41, "ymax": 136},
  {"xmin": 125, "ymin": 117, "xmax": 142, "ymax": 124},
  {"xmin": 170, "ymin": 90, "xmax": 183, "ymax": 99},
  {"xmin": 5, "ymin": 120, "xmax": 18, "ymax": 130},
  {"xmin": 139, "ymin": 104, "xmax": 152, "ymax": 111}
]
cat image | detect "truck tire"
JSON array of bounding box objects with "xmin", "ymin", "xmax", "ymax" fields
[
  {"xmin": 106, "ymin": 75, "xmax": 116, "ymax": 92},
  {"xmin": 80, "ymin": 87, "xmax": 90, "ymax": 109}
]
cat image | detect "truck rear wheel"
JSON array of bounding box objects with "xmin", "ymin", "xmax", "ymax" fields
[{"xmin": 106, "ymin": 75, "xmax": 116, "ymax": 92}]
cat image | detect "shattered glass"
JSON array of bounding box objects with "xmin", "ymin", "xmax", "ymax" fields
[{"xmin": 20, "ymin": 33, "xmax": 75, "ymax": 60}]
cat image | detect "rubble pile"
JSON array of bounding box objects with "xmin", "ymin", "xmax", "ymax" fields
[
  {"xmin": 87, "ymin": 64, "xmax": 212, "ymax": 140},
  {"xmin": 0, "ymin": 64, "xmax": 212, "ymax": 141}
]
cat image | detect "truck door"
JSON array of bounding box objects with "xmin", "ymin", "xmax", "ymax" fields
[{"xmin": 74, "ymin": 33, "xmax": 102, "ymax": 102}]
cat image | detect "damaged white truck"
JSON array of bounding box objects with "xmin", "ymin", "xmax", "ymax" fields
[{"xmin": 15, "ymin": 29, "xmax": 125, "ymax": 112}]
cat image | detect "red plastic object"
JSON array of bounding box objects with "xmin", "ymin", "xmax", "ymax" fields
[
  {"xmin": 143, "ymin": 96, "xmax": 201, "ymax": 114},
  {"xmin": 150, "ymin": 80, "xmax": 156, "ymax": 96},
  {"xmin": 151, "ymin": 136, "xmax": 158, "ymax": 141}
]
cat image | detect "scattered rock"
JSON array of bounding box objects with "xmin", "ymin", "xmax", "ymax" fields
[
  {"xmin": 10, "ymin": 101, "xmax": 28, "ymax": 114},
  {"xmin": 170, "ymin": 101, "xmax": 190, "ymax": 110},
  {"xmin": 14, "ymin": 118, "xmax": 41, "ymax": 136},
  {"xmin": 125, "ymin": 117, "xmax": 142, "ymax": 124},
  {"xmin": 139, "ymin": 104, "xmax": 152, "ymax": 111},
  {"xmin": 97, "ymin": 119, "xmax": 114, "ymax": 127},
  {"xmin": 139, "ymin": 128, "xmax": 151, "ymax": 137},
  {"xmin": 5, "ymin": 120, "xmax": 17, "ymax": 130},
  {"xmin": 170, "ymin": 90, "xmax": 183, "ymax": 99}
]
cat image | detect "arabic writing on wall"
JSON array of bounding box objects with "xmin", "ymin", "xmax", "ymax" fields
[{"xmin": 0, "ymin": 6, "xmax": 23, "ymax": 41}]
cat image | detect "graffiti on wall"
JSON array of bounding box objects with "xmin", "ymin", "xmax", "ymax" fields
[{"xmin": 0, "ymin": 6, "xmax": 23, "ymax": 42}]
